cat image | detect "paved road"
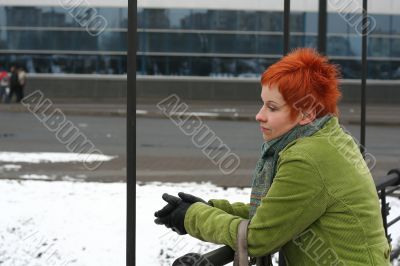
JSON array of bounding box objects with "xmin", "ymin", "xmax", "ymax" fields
[
  {"xmin": 137, "ymin": 117, "xmax": 400, "ymax": 187},
  {"xmin": 0, "ymin": 111, "xmax": 126, "ymax": 182},
  {"xmin": 1, "ymin": 109, "xmax": 398, "ymax": 186}
]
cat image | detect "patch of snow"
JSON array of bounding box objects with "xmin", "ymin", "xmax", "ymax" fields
[
  {"xmin": 19, "ymin": 174, "xmax": 56, "ymax": 180},
  {"xmin": 0, "ymin": 152, "xmax": 116, "ymax": 164},
  {"xmin": 0, "ymin": 164, "xmax": 22, "ymax": 171},
  {"xmin": 0, "ymin": 180, "xmax": 125, "ymax": 266}
]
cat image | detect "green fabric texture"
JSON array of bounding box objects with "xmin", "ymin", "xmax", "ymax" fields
[
  {"xmin": 249, "ymin": 115, "xmax": 331, "ymax": 218},
  {"xmin": 185, "ymin": 117, "xmax": 390, "ymax": 265}
]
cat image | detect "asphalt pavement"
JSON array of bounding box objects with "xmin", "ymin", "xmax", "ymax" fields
[
  {"xmin": 1, "ymin": 99, "xmax": 400, "ymax": 126},
  {"xmin": 1, "ymin": 99, "xmax": 399, "ymax": 186}
]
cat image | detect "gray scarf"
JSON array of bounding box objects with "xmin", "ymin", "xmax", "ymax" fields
[{"xmin": 249, "ymin": 115, "xmax": 332, "ymax": 218}]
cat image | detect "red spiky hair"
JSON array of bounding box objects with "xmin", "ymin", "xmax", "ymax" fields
[{"xmin": 261, "ymin": 48, "xmax": 342, "ymax": 120}]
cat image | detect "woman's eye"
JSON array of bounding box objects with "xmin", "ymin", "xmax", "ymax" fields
[{"xmin": 267, "ymin": 105, "xmax": 277, "ymax": 111}]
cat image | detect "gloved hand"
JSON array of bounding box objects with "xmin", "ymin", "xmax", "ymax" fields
[
  {"xmin": 178, "ymin": 192, "xmax": 208, "ymax": 205},
  {"xmin": 154, "ymin": 192, "xmax": 208, "ymax": 219},
  {"xmin": 154, "ymin": 193, "xmax": 191, "ymax": 235}
]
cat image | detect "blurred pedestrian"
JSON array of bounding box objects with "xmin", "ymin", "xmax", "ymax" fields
[
  {"xmin": 17, "ymin": 66, "xmax": 27, "ymax": 102},
  {"xmin": 7, "ymin": 65, "xmax": 18, "ymax": 103},
  {"xmin": 0, "ymin": 68, "xmax": 9, "ymax": 103},
  {"xmin": 154, "ymin": 48, "xmax": 390, "ymax": 265}
]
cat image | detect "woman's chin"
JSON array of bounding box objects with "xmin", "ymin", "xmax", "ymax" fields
[{"xmin": 262, "ymin": 134, "xmax": 272, "ymax": 141}]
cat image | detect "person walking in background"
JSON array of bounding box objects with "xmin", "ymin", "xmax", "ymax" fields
[
  {"xmin": 0, "ymin": 68, "xmax": 9, "ymax": 103},
  {"xmin": 17, "ymin": 66, "xmax": 27, "ymax": 102},
  {"xmin": 7, "ymin": 65, "xmax": 18, "ymax": 103}
]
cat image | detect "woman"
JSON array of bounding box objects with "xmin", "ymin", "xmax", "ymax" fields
[{"xmin": 154, "ymin": 48, "xmax": 390, "ymax": 265}]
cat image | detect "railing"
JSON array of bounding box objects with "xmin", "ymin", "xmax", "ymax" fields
[
  {"xmin": 172, "ymin": 168, "xmax": 400, "ymax": 266},
  {"xmin": 375, "ymin": 169, "xmax": 400, "ymax": 260}
]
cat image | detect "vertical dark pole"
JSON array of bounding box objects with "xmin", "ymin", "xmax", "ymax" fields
[
  {"xmin": 318, "ymin": 0, "xmax": 327, "ymax": 54},
  {"xmin": 283, "ymin": 0, "xmax": 290, "ymax": 55},
  {"xmin": 360, "ymin": 0, "xmax": 367, "ymax": 156},
  {"xmin": 280, "ymin": 4, "xmax": 290, "ymax": 266},
  {"xmin": 127, "ymin": 0, "xmax": 136, "ymax": 265},
  {"xmin": 381, "ymin": 189, "xmax": 388, "ymax": 238}
]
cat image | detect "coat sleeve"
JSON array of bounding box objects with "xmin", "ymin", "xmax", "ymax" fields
[
  {"xmin": 208, "ymin": 199, "xmax": 250, "ymax": 219},
  {"xmin": 184, "ymin": 151, "xmax": 328, "ymax": 257}
]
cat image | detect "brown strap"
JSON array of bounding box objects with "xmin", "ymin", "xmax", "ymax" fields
[{"xmin": 234, "ymin": 219, "xmax": 250, "ymax": 266}]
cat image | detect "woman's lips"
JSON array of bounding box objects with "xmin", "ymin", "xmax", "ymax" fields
[{"xmin": 260, "ymin": 126, "xmax": 271, "ymax": 133}]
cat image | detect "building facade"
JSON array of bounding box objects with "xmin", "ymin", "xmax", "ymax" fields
[
  {"xmin": 138, "ymin": 0, "xmax": 400, "ymax": 80},
  {"xmin": 1, "ymin": 0, "xmax": 399, "ymax": 80},
  {"xmin": 0, "ymin": 0, "xmax": 127, "ymax": 74}
]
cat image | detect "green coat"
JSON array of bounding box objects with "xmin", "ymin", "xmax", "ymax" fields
[{"xmin": 184, "ymin": 117, "xmax": 391, "ymax": 265}]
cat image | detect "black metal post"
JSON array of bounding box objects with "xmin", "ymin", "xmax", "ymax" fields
[
  {"xmin": 279, "ymin": 3, "xmax": 290, "ymax": 263},
  {"xmin": 127, "ymin": 0, "xmax": 136, "ymax": 265},
  {"xmin": 381, "ymin": 188, "xmax": 388, "ymax": 237},
  {"xmin": 360, "ymin": 0, "xmax": 367, "ymax": 156},
  {"xmin": 318, "ymin": 0, "xmax": 327, "ymax": 54},
  {"xmin": 283, "ymin": 0, "xmax": 290, "ymax": 55}
]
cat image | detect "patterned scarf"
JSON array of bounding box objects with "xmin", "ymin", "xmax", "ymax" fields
[{"xmin": 249, "ymin": 115, "xmax": 332, "ymax": 218}]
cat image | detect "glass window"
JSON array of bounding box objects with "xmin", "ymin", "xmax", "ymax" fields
[
  {"xmin": 290, "ymin": 36, "xmax": 305, "ymax": 49},
  {"xmin": 210, "ymin": 34, "xmax": 256, "ymax": 54},
  {"xmin": 347, "ymin": 36, "xmax": 362, "ymax": 57},
  {"xmin": 237, "ymin": 11, "xmax": 258, "ymax": 31},
  {"xmin": 137, "ymin": 56, "xmax": 282, "ymax": 77},
  {"xmin": 145, "ymin": 33, "xmax": 169, "ymax": 52},
  {"xmin": 290, "ymin": 35, "xmax": 317, "ymax": 50},
  {"xmin": 372, "ymin": 14, "xmax": 391, "ymax": 34},
  {"xmin": 0, "ymin": 6, "xmax": 127, "ymax": 28},
  {"xmin": 208, "ymin": 10, "xmax": 238, "ymax": 31},
  {"xmin": 191, "ymin": 57, "xmax": 213, "ymax": 76},
  {"xmin": 0, "ymin": 54, "xmax": 126, "ymax": 74},
  {"xmin": 368, "ymin": 60, "xmax": 391, "ymax": 79},
  {"xmin": 331, "ymin": 59, "xmax": 362, "ymax": 79},
  {"xmin": 328, "ymin": 13, "xmax": 354, "ymax": 34},
  {"xmin": 368, "ymin": 37, "xmax": 390, "ymax": 57},
  {"xmin": 143, "ymin": 9, "xmax": 170, "ymax": 29},
  {"xmin": 290, "ymin": 12, "xmax": 306, "ymax": 32},
  {"xmin": 391, "ymin": 61, "xmax": 400, "ymax": 79},
  {"xmin": 190, "ymin": 9, "xmax": 210, "ymax": 30},
  {"xmin": 98, "ymin": 31, "xmax": 127, "ymax": 51},
  {"xmin": 258, "ymin": 35, "xmax": 283, "ymax": 54},
  {"xmin": 392, "ymin": 15, "xmax": 400, "ymax": 34},
  {"xmin": 1, "ymin": 30, "xmax": 126, "ymax": 51},
  {"xmin": 327, "ymin": 36, "xmax": 351, "ymax": 56},
  {"xmin": 303, "ymin": 12, "xmax": 318, "ymax": 33},
  {"xmin": 168, "ymin": 9, "xmax": 192, "ymax": 29},
  {"xmin": 391, "ymin": 39, "xmax": 400, "ymax": 57},
  {"xmin": 141, "ymin": 32, "xmax": 264, "ymax": 54},
  {"xmin": 137, "ymin": 8, "xmax": 145, "ymax": 28},
  {"xmin": 258, "ymin": 12, "xmax": 283, "ymax": 32}
]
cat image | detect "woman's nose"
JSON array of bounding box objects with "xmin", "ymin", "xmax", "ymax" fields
[{"xmin": 255, "ymin": 109, "xmax": 266, "ymax": 122}]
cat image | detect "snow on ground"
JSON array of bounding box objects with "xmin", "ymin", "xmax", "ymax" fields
[
  {"xmin": 1, "ymin": 180, "xmax": 399, "ymax": 265},
  {"xmin": 0, "ymin": 164, "xmax": 21, "ymax": 172},
  {"xmin": 136, "ymin": 182, "xmax": 251, "ymax": 266},
  {"xmin": 0, "ymin": 152, "xmax": 115, "ymax": 163},
  {"xmin": 0, "ymin": 180, "xmax": 125, "ymax": 266}
]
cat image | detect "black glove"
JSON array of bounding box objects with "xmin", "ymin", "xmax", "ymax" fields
[
  {"xmin": 154, "ymin": 192, "xmax": 208, "ymax": 218},
  {"xmin": 154, "ymin": 193, "xmax": 181, "ymax": 218},
  {"xmin": 178, "ymin": 192, "xmax": 208, "ymax": 205},
  {"xmin": 154, "ymin": 193, "xmax": 191, "ymax": 235}
]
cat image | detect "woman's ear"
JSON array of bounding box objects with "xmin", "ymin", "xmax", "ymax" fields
[{"xmin": 298, "ymin": 109, "xmax": 316, "ymax": 125}]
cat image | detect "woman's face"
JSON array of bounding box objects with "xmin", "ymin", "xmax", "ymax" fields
[{"xmin": 255, "ymin": 85, "xmax": 301, "ymax": 141}]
